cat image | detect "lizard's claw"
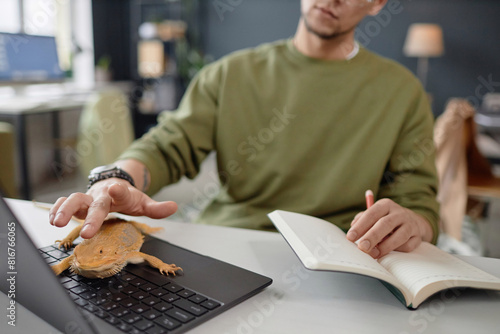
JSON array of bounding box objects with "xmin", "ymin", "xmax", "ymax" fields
[
  {"xmin": 158, "ymin": 264, "xmax": 182, "ymax": 276},
  {"xmin": 55, "ymin": 239, "xmax": 73, "ymax": 250}
]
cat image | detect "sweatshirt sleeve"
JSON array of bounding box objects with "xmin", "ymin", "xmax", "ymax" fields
[
  {"xmin": 378, "ymin": 89, "xmax": 440, "ymax": 244},
  {"xmin": 118, "ymin": 63, "xmax": 221, "ymax": 196}
]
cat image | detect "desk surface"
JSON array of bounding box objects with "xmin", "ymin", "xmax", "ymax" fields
[{"xmin": 3, "ymin": 199, "xmax": 500, "ymax": 334}]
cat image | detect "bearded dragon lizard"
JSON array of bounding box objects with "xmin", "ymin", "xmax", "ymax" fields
[{"xmin": 50, "ymin": 217, "xmax": 182, "ymax": 279}]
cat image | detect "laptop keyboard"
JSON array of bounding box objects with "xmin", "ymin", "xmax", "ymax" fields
[{"xmin": 39, "ymin": 244, "xmax": 222, "ymax": 334}]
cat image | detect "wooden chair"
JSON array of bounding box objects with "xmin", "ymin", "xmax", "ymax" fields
[
  {"xmin": 434, "ymin": 98, "xmax": 500, "ymax": 241},
  {"xmin": 0, "ymin": 122, "xmax": 18, "ymax": 198}
]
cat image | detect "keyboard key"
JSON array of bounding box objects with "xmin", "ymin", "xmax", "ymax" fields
[
  {"xmin": 116, "ymin": 322, "xmax": 132, "ymax": 332},
  {"xmin": 110, "ymin": 307, "xmax": 129, "ymax": 318},
  {"xmin": 154, "ymin": 315, "xmax": 181, "ymax": 331},
  {"xmin": 119, "ymin": 297, "xmax": 139, "ymax": 308},
  {"xmin": 47, "ymin": 249, "xmax": 68, "ymax": 259},
  {"xmin": 40, "ymin": 245, "xmax": 56, "ymax": 252},
  {"xmin": 149, "ymin": 288, "xmax": 168, "ymax": 298},
  {"xmin": 110, "ymin": 292, "xmax": 127, "ymax": 302},
  {"xmin": 142, "ymin": 309, "xmax": 162, "ymax": 320},
  {"xmin": 133, "ymin": 319, "xmax": 154, "ymax": 331},
  {"xmin": 177, "ymin": 289, "xmax": 195, "ymax": 298},
  {"xmin": 130, "ymin": 303, "xmax": 150, "ymax": 314},
  {"xmin": 142, "ymin": 296, "xmax": 161, "ymax": 306},
  {"xmin": 131, "ymin": 278, "xmax": 148, "ymax": 287},
  {"xmin": 58, "ymin": 276, "xmax": 72, "ymax": 284},
  {"xmin": 89, "ymin": 296, "xmax": 107, "ymax": 305},
  {"xmin": 161, "ymin": 293, "xmax": 179, "ymax": 303},
  {"xmin": 131, "ymin": 291, "xmax": 149, "ymax": 300},
  {"xmin": 122, "ymin": 313, "xmax": 142, "ymax": 324},
  {"xmin": 70, "ymin": 285, "xmax": 89, "ymax": 295},
  {"xmin": 173, "ymin": 299, "xmax": 207, "ymax": 316},
  {"xmin": 62, "ymin": 280, "xmax": 80, "ymax": 290},
  {"xmin": 93, "ymin": 308, "xmax": 107, "ymax": 319},
  {"xmin": 96, "ymin": 289, "xmax": 112, "ymax": 299},
  {"xmin": 105, "ymin": 315, "xmax": 120, "ymax": 325},
  {"xmin": 166, "ymin": 307, "xmax": 195, "ymax": 323},
  {"xmin": 129, "ymin": 329, "xmax": 142, "ymax": 334},
  {"xmin": 101, "ymin": 301, "xmax": 118, "ymax": 311},
  {"xmin": 79, "ymin": 291, "xmax": 96, "ymax": 300},
  {"xmin": 164, "ymin": 284, "xmax": 183, "ymax": 293},
  {"xmin": 153, "ymin": 302, "xmax": 173, "ymax": 312},
  {"xmin": 69, "ymin": 273, "xmax": 84, "ymax": 281},
  {"xmin": 118, "ymin": 273, "xmax": 137, "ymax": 282},
  {"xmin": 84, "ymin": 304, "xmax": 98, "ymax": 313},
  {"xmin": 74, "ymin": 298, "xmax": 88, "ymax": 307},
  {"xmin": 139, "ymin": 283, "xmax": 157, "ymax": 292},
  {"xmin": 108, "ymin": 283, "xmax": 126, "ymax": 292},
  {"xmin": 189, "ymin": 294, "xmax": 207, "ymax": 304},
  {"xmin": 126, "ymin": 266, "xmax": 172, "ymax": 286},
  {"xmin": 201, "ymin": 299, "xmax": 221, "ymax": 310},
  {"xmin": 68, "ymin": 292, "xmax": 80, "ymax": 300},
  {"xmin": 123, "ymin": 286, "xmax": 140, "ymax": 295},
  {"xmin": 146, "ymin": 325, "xmax": 166, "ymax": 334}
]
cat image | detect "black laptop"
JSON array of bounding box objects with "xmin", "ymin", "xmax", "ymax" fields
[{"xmin": 0, "ymin": 196, "xmax": 272, "ymax": 333}]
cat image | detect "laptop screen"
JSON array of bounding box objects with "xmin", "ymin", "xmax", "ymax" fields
[
  {"xmin": 0, "ymin": 196, "xmax": 98, "ymax": 333},
  {"xmin": 0, "ymin": 32, "xmax": 65, "ymax": 84}
]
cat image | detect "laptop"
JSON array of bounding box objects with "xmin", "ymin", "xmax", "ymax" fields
[{"xmin": 0, "ymin": 195, "xmax": 272, "ymax": 333}]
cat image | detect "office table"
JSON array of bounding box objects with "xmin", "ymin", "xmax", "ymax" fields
[
  {"xmin": 0, "ymin": 100, "xmax": 87, "ymax": 199},
  {"xmin": 2, "ymin": 199, "xmax": 500, "ymax": 334}
]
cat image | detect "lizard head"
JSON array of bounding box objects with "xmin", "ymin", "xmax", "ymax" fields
[{"xmin": 70, "ymin": 243, "xmax": 126, "ymax": 278}]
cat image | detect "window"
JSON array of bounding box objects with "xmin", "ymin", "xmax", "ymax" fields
[{"xmin": 0, "ymin": 0, "xmax": 21, "ymax": 33}]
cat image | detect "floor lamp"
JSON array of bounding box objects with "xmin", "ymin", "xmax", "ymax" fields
[{"xmin": 403, "ymin": 24, "xmax": 444, "ymax": 90}]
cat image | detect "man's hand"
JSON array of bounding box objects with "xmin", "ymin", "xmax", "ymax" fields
[
  {"xmin": 346, "ymin": 198, "xmax": 433, "ymax": 259},
  {"xmin": 48, "ymin": 179, "xmax": 178, "ymax": 239}
]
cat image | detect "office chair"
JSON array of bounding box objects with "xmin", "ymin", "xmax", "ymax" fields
[
  {"xmin": 77, "ymin": 89, "xmax": 135, "ymax": 176},
  {"xmin": 0, "ymin": 122, "xmax": 18, "ymax": 198}
]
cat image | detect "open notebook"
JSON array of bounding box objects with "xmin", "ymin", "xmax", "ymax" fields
[{"xmin": 268, "ymin": 210, "xmax": 500, "ymax": 309}]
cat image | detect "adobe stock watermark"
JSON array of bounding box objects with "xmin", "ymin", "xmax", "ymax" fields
[
  {"xmin": 466, "ymin": 74, "xmax": 500, "ymax": 110},
  {"xmin": 175, "ymin": 105, "xmax": 295, "ymax": 220},
  {"xmin": 213, "ymin": 0, "xmax": 245, "ymax": 21},
  {"xmin": 51, "ymin": 61, "xmax": 170, "ymax": 182},
  {"xmin": 399, "ymin": 283, "xmax": 465, "ymax": 334},
  {"xmin": 224, "ymin": 234, "xmax": 341, "ymax": 334},
  {"xmin": 381, "ymin": 137, "xmax": 435, "ymax": 193},
  {"xmin": 237, "ymin": 106, "xmax": 296, "ymax": 162},
  {"xmin": 355, "ymin": 0, "xmax": 405, "ymax": 48}
]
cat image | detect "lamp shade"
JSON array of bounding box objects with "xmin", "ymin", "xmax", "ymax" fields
[{"xmin": 403, "ymin": 24, "xmax": 444, "ymax": 57}]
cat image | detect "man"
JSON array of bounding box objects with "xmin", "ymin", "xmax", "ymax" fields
[{"xmin": 50, "ymin": 0, "xmax": 439, "ymax": 259}]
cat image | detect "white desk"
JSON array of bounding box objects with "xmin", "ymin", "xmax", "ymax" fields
[
  {"xmin": 3, "ymin": 199, "xmax": 500, "ymax": 334},
  {"xmin": 0, "ymin": 98, "xmax": 88, "ymax": 199}
]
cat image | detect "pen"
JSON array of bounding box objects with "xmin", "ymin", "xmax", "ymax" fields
[{"xmin": 365, "ymin": 189, "xmax": 374, "ymax": 209}]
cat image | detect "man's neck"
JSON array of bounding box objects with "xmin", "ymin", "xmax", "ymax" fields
[{"xmin": 293, "ymin": 20, "xmax": 356, "ymax": 60}]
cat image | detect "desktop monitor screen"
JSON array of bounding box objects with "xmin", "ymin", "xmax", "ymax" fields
[{"xmin": 0, "ymin": 32, "xmax": 65, "ymax": 84}]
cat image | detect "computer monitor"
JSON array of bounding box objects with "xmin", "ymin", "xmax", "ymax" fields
[{"xmin": 0, "ymin": 32, "xmax": 65, "ymax": 84}]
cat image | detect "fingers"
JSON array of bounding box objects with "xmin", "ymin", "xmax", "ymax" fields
[
  {"xmin": 50, "ymin": 193, "xmax": 93, "ymax": 227},
  {"xmin": 80, "ymin": 196, "xmax": 112, "ymax": 239},
  {"xmin": 346, "ymin": 199, "xmax": 391, "ymax": 242},
  {"xmin": 350, "ymin": 211, "xmax": 364, "ymax": 226},
  {"xmin": 345, "ymin": 198, "xmax": 423, "ymax": 259},
  {"xmin": 108, "ymin": 182, "xmax": 178, "ymax": 219},
  {"xmin": 49, "ymin": 181, "xmax": 179, "ymax": 240},
  {"xmin": 370, "ymin": 224, "xmax": 417, "ymax": 258},
  {"xmin": 143, "ymin": 200, "xmax": 178, "ymax": 219}
]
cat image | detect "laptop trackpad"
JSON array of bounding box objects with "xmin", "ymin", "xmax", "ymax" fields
[{"xmin": 126, "ymin": 236, "xmax": 272, "ymax": 304}]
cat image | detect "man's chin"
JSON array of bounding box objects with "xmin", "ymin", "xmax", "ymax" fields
[{"xmin": 303, "ymin": 17, "xmax": 342, "ymax": 40}]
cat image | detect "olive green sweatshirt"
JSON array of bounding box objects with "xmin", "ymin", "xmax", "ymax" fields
[{"xmin": 119, "ymin": 39, "xmax": 440, "ymax": 243}]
